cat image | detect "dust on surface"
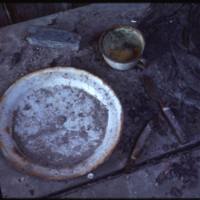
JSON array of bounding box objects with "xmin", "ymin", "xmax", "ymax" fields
[{"xmin": 12, "ymin": 85, "xmax": 108, "ymax": 168}]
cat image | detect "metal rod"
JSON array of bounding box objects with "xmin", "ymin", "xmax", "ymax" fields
[{"xmin": 2, "ymin": 3, "xmax": 13, "ymax": 25}]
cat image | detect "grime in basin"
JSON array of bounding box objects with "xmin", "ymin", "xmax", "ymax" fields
[{"xmin": 12, "ymin": 85, "xmax": 108, "ymax": 168}]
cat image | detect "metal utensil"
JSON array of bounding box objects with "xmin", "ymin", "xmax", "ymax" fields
[
  {"xmin": 130, "ymin": 121, "xmax": 152, "ymax": 161},
  {"xmin": 125, "ymin": 119, "xmax": 153, "ymax": 173},
  {"xmin": 99, "ymin": 25, "xmax": 145, "ymax": 70},
  {"xmin": 142, "ymin": 75, "xmax": 187, "ymax": 144}
]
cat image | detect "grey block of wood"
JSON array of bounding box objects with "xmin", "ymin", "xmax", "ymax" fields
[{"xmin": 27, "ymin": 26, "xmax": 81, "ymax": 50}]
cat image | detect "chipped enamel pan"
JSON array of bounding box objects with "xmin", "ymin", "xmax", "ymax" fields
[{"xmin": 0, "ymin": 67, "xmax": 123, "ymax": 180}]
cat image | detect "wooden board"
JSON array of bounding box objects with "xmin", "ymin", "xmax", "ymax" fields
[
  {"xmin": 6, "ymin": 3, "xmax": 72, "ymax": 23},
  {"xmin": 0, "ymin": 4, "xmax": 10, "ymax": 27}
]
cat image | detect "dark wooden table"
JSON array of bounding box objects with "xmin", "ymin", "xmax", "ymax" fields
[
  {"xmin": 0, "ymin": 3, "xmax": 200, "ymax": 198},
  {"xmin": 0, "ymin": 3, "xmax": 84, "ymax": 27}
]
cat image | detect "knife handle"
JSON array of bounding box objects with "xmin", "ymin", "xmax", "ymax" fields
[{"xmin": 162, "ymin": 107, "xmax": 187, "ymax": 144}]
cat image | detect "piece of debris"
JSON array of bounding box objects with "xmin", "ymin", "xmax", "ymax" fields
[
  {"xmin": 87, "ymin": 173, "xmax": 94, "ymax": 179},
  {"xmin": 26, "ymin": 26, "xmax": 81, "ymax": 51},
  {"xmin": 131, "ymin": 20, "xmax": 137, "ymax": 23},
  {"xmin": 18, "ymin": 177, "xmax": 25, "ymax": 182}
]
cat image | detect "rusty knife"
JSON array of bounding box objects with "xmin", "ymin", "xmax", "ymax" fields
[{"xmin": 141, "ymin": 74, "xmax": 187, "ymax": 144}]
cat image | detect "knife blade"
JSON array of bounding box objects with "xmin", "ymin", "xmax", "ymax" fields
[{"xmin": 125, "ymin": 118, "xmax": 153, "ymax": 173}]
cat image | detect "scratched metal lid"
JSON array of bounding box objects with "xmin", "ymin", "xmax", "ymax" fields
[{"xmin": 0, "ymin": 67, "xmax": 123, "ymax": 180}]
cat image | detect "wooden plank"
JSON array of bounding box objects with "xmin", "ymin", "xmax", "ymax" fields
[
  {"xmin": 6, "ymin": 3, "xmax": 72, "ymax": 23},
  {"xmin": 72, "ymin": 3, "xmax": 89, "ymax": 8},
  {"xmin": 0, "ymin": 4, "xmax": 10, "ymax": 27}
]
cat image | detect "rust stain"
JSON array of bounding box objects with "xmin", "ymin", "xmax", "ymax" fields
[
  {"xmin": 132, "ymin": 47, "xmax": 141, "ymax": 58},
  {"xmin": 0, "ymin": 141, "xmax": 4, "ymax": 149},
  {"xmin": 0, "ymin": 95, "xmax": 4, "ymax": 103},
  {"xmin": 12, "ymin": 146, "xmax": 24, "ymax": 158},
  {"xmin": 108, "ymin": 46, "xmax": 141, "ymax": 62},
  {"xmin": 5, "ymin": 126, "xmax": 10, "ymax": 134}
]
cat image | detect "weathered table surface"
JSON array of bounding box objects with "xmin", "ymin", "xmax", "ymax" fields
[{"xmin": 0, "ymin": 3, "xmax": 200, "ymax": 198}]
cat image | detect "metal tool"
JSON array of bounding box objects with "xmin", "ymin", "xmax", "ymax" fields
[
  {"xmin": 125, "ymin": 75, "xmax": 187, "ymax": 173},
  {"xmin": 130, "ymin": 121, "xmax": 152, "ymax": 161},
  {"xmin": 142, "ymin": 75, "xmax": 187, "ymax": 144},
  {"xmin": 125, "ymin": 119, "xmax": 153, "ymax": 173}
]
